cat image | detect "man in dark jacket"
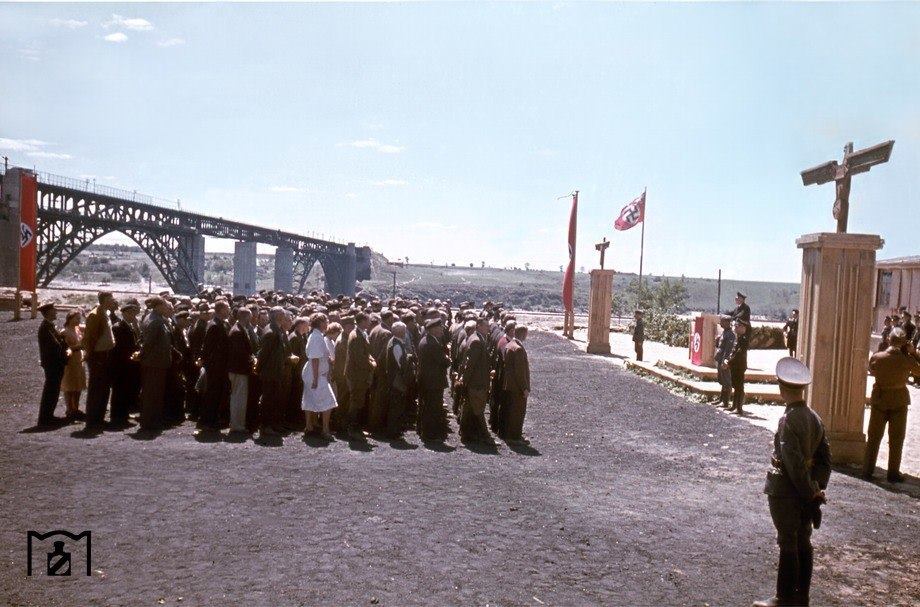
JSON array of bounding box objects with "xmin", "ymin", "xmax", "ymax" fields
[
  {"xmin": 460, "ymin": 316, "xmax": 493, "ymax": 443},
  {"xmin": 111, "ymin": 301, "xmax": 142, "ymax": 426},
  {"xmin": 502, "ymin": 325, "xmax": 531, "ymax": 443},
  {"xmin": 227, "ymin": 308, "xmax": 255, "ymax": 435},
  {"xmin": 722, "ymin": 320, "xmax": 749, "ymax": 414},
  {"xmin": 754, "ymin": 357, "xmax": 831, "ymax": 607},
  {"xmin": 166, "ymin": 310, "xmax": 190, "ymax": 425},
  {"xmin": 368, "ymin": 310, "xmax": 394, "ymax": 431},
  {"xmin": 383, "ymin": 322, "xmax": 414, "ymax": 440},
  {"xmin": 36, "ymin": 303, "xmax": 67, "ymax": 428},
  {"xmin": 197, "ymin": 300, "xmax": 230, "ymax": 435},
  {"xmin": 417, "ymin": 318, "xmax": 451, "ymax": 442},
  {"xmin": 345, "ymin": 312, "xmax": 376, "ymax": 440},
  {"xmin": 186, "ymin": 305, "xmax": 212, "ymax": 420},
  {"xmin": 138, "ymin": 298, "xmax": 173, "ymax": 433},
  {"xmin": 256, "ymin": 307, "xmax": 291, "ymax": 437}
]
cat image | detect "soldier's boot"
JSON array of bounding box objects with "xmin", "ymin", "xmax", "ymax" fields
[
  {"xmin": 795, "ymin": 547, "xmax": 813, "ymax": 606},
  {"xmin": 732, "ymin": 391, "xmax": 744, "ymax": 414},
  {"xmin": 753, "ymin": 550, "xmax": 799, "ymax": 607},
  {"xmin": 720, "ymin": 387, "xmax": 731, "ymax": 408}
]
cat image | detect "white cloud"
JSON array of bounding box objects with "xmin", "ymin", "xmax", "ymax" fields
[
  {"xmin": 27, "ymin": 151, "xmax": 73, "ymax": 160},
  {"xmin": 50, "ymin": 18, "xmax": 88, "ymax": 29},
  {"xmin": 104, "ymin": 32, "xmax": 128, "ymax": 43},
  {"xmin": 18, "ymin": 49, "xmax": 41, "ymax": 62},
  {"xmin": 0, "ymin": 138, "xmax": 49, "ymax": 152},
  {"xmin": 270, "ymin": 186, "xmax": 306, "ymax": 193},
  {"xmin": 338, "ymin": 138, "xmax": 405, "ymax": 154},
  {"xmin": 371, "ymin": 179, "xmax": 408, "ymax": 187},
  {"xmin": 103, "ymin": 14, "xmax": 154, "ymax": 31},
  {"xmin": 157, "ymin": 37, "xmax": 186, "ymax": 48}
]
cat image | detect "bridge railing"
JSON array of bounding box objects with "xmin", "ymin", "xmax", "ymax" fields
[{"xmin": 37, "ymin": 171, "xmax": 182, "ymax": 209}]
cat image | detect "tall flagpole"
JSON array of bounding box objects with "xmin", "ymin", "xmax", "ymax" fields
[{"xmin": 638, "ymin": 187, "xmax": 646, "ymax": 306}]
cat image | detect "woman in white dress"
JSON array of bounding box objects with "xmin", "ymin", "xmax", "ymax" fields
[{"xmin": 301, "ymin": 313, "xmax": 337, "ymax": 439}]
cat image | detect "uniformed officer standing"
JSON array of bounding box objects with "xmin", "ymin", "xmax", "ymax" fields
[
  {"xmin": 732, "ymin": 291, "xmax": 751, "ymax": 325},
  {"xmin": 862, "ymin": 327, "xmax": 920, "ymax": 483},
  {"xmin": 754, "ymin": 357, "xmax": 831, "ymax": 607},
  {"xmin": 632, "ymin": 310, "xmax": 645, "ymax": 361}
]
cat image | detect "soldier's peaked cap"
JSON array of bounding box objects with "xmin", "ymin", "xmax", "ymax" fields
[
  {"xmin": 775, "ymin": 357, "xmax": 812, "ymax": 388},
  {"xmin": 736, "ymin": 291, "xmax": 747, "ymax": 299}
]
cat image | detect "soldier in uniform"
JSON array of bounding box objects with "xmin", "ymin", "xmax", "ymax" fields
[
  {"xmin": 862, "ymin": 327, "xmax": 920, "ymax": 483},
  {"xmin": 722, "ymin": 320, "xmax": 750, "ymax": 414},
  {"xmin": 713, "ymin": 315, "xmax": 735, "ymax": 408},
  {"xmin": 732, "ymin": 291, "xmax": 751, "ymax": 325},
  {"xmin": 783, "ymin": 309, "xmax": 799, "ymax": 358},
  {"xmin": 754, "ymin": 357, "xmax": 831, "ymax": 607},
  {"xmin": 632, "ymin": 310, "xmax": 645, "ymax": 361}
]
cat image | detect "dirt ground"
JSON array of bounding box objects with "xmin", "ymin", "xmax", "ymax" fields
[{"xmin": 1, "ymin": 312, "xmax": 918, "ymax": 606}]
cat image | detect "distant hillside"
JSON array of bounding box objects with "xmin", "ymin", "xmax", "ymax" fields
[
  {"xmin": 69, "ymin": 245, "xmax": 799, "ymax": 319},
  {"xmin": 359, "ymin": 253, "xmax": 799, "ymax": 320}
]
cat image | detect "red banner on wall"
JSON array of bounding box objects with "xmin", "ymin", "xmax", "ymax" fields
[{"xmin": 19, "ymin": 171, "xmax": 38, "ymax": 292}]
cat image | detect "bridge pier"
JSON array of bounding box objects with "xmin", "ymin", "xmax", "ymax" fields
[
  {"xmin": 274, "ymin": 245, "xmax": 293, "ymax": 293},
  {"xmin": 233, "ymin": 241, "xmax": 257, "ymax": 296},
  {"xmin": 344, "ymin": 242, "xmax": 357, "ymax": 296},
  {"xmin": 175, "ymin": 234, "xmax": 205, "ymax": 295},
  {"xmin": 0, "ymin": 168, "xmax": 24, "ymax": 288}
]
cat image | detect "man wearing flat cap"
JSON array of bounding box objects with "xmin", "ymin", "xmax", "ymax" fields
[
  {"xmin": 138, "ymin": 297, "xmax": 173, "ymax": 433},
  {"xmin": 417, "ymin": 317, "xmax": 451, "ymax": 441},
  {"xmin": 36, "ymin": 302, "xmax": 68, "ymax": 427},
  {"xmin": 754, "ymin": 357, "xmax": 831, "ymax": 607},
  {"xmin": 862, "ymin": 327, "xmax": 920, "ymax": 483}
]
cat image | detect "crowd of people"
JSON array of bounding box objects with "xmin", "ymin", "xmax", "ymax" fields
[{"xmin": 35, "ymin": 289, "xmax": 532, "ymax": 447}]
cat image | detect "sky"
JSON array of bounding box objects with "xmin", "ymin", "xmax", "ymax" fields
[{"xmin": 1, "ymin": 2, "xmax": 918, "ymax": 283}]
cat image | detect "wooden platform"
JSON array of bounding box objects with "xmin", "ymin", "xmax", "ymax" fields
[
  {"xmin": 626, "ymin": 359, "xmax": 874, "ymax": 405},
  {"xmin": 659, "ymin": 359, "xmax": 776, "ymax": 383}
]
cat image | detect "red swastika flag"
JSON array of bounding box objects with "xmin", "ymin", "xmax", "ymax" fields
[{"xmin": 614, "ymin": 191, "xmax": 645, "ymax": 231}]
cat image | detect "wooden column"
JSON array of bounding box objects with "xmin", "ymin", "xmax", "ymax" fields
[
  {"xmin": 587, "ymin": 269, "xmax": 614, "ymax": 354},
  {"xmin": 797, "ymin": 232, "xmax": 883, "ymax": 464}
]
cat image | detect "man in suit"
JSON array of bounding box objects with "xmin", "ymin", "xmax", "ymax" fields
[
  {"xmin": 368, "ymin": 310, "xmax": 394, "ymax": 432},
  {"xmin": 862, "ymin": 328, "xmax": 920, "ymax": 483},
  {"xmin": 489, "ymin": 319, "xmax": 516, "ymax": 435},
  {"xmin": 345, "ymin": 311, "xmax": 376, "ymax": 440},
  {"xmin": 417, "ymin": 318, "xmax": 451, "ymax": 442},
  {"xmin": 110, "ymin": 300, "xmax": 142, "ymax": 427},
  {"xmin": 83, "ymin": 291, "xmax": 118, "ymax": 432},
  {"xmin": 197, "ymin": 300, "xmax": 231, "ymax": 436},
  {"xmin": 186, "ymin": 304, "xmax": 212, "ymax": 421},
  {"xmin": 502, "ymin": 325, "xmax": 531, "ymax": 444},
  {"xmin": 754, "ymin": 358, "xmax": 831, "ymax": 607},
  {"xmin": 331, "ymin": 315, "xmax": 355, "ymax": 432},
  {"xmin": 460, "ymin": 316, "xmax": 493, "ymax": 443},
  {"xmin": 227, "ymin": 307, "xmax": 255, "ymax": 436},
  {"xmin": 256, "ymin": 306, "xmax": 292, "ymax": 437},
  {"xmin": 138, "ymin": 297, "xmax": 173, "ymax": 434},
  {"xmin": 36, "ymin": 302, "xmax": 68, "ymax": 428},
  {"xmin": 166, "ymin": 310, "xmax": 191, "ymax": 425}
]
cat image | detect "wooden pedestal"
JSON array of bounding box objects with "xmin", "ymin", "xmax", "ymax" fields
[
  {"xmin": 797, "ymin": 232, "xmax": 883, "ymax": 464},
  {"xmin": 587, "ymin": 269, "xmax": 614, "ymax": 354}
]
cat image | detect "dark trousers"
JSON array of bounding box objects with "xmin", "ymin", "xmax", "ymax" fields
[
  {"xmin": 460, "ymin": 387, "xmax": 490, "ymax": 442},
  {"xmin": 863, "ymin": 405, "xmax": 908, "ymax": 476},
  {"xmin": 184, "ymin": 364, "xmax": 201, "ymax": 418},
  {"xmin": 39, "ymin": 365, "xmax": 64, "ymax": 425},
  {"xmin": 489, "ymin": 387, "xmax": 506, "ymax": 434},
  {"xmin": 110, "ymin": 363, "xmax": 139, "ymax": 423},
  {"xmin": 139, "ymin": 366, "xmax": 168, "ymax": 431},
  {"xmin": 386, "ymin": 388, "xmax": 407, "ymax": 438},
  {"xmin": 85, "ymin": 351, "xmax": 113, "ymax": 427},
  {"xmin": 768, "ymin": 496, "xmax": 814, "ymax": 602},
  {"xmin": 347, "ymin": 383, "xmax": 370, "ymax": 432},
  {"xmin": 634, "ymin": 340, "xmax": 644, "ymax": 361},
  {"xmin": 200, "ymin": 367, "xmax": 228, "ymax": 429},
  {"xmin": 332, "ymin": 378, "xmax": 350, "ymax": 431},
  {"xmin": 504, "ymin": 391, "xmax": 528, "ymax": 441},
  {"xmin": 165, "ymin": 366, "xmax": 186, "ymax": 423},
  {"xmin": 730, "ymin": 364, "xmax": 746, "ymax": 409},
  {"xmin": 368, "ymin": 374, "xmax": 389, "ymax": 431},
  {"xmin": 246, "ymin": 375, "xmax": 262, "ymax": 432},
  {"xmin": 418, "ymin": 388, "xmax": 447, "ymax": 441},
  {"xmin": 259, "ymin": 378, "xmax": 287, "ymax": 431}
]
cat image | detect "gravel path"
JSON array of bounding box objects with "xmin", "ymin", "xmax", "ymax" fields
[{"xmin": 1, "ymin": 313, "xmax": 917, "ymax": 606}]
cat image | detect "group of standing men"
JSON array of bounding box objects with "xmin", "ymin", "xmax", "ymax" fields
[
  {"xmin": 713, "ymin": 291, "xmax": 752, "ymax": 413},
  {"xmin": 35, "ymin": 288, "xmax": 532, "ymax": 447}
]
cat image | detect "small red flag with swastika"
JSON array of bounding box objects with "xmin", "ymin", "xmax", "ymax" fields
[{"xmin": 614, "ymin": 191, "xmax": 645, "ymax": 231}]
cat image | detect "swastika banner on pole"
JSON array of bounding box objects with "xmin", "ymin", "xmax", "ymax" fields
[{"xmin": 614, "ymin": 191, "xmax": 645, "ymax": 231}]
